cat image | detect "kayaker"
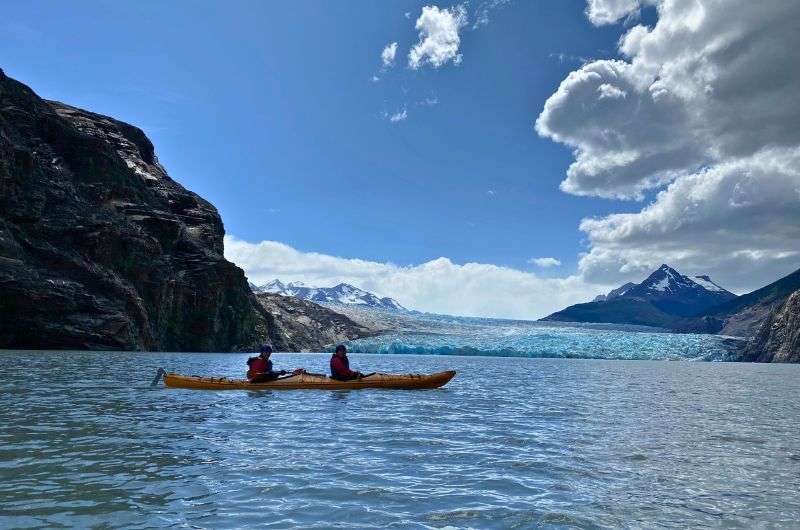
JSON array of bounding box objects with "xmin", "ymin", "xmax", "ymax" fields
[
  {"xmin": 330, "ymin": 344, "xmax": 364, "ymax": 380},
  {"xmin": 247, "ymin": 344, "xmax": 286, "ymax": 382}
]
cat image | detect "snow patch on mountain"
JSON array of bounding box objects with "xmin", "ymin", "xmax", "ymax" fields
[
  {"xmin": 632, "ymin": 264, "xmax": 724, "ymax": 298},
  {"xmin": 591, "ymin": 265, "xmax": 735, "ymax": 311},
  {"xmin": 252, "ymin": 279, "xmax": 407, "ymax": 311},
  {"xmin": 690, "ymin": 275, "xmax": 726, "ymax": 292}
]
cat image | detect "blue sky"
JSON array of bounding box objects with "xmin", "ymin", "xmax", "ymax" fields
[
  {"xmin": 3, "ymin": 1, "xmax": 799, "ymax": 318},
  {"xmin": 2, "ymin": 1, "xmax": 629, "ymax": 270}
]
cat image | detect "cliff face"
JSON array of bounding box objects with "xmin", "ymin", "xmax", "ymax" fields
[
  {"xmin": 741, "ymin": 289, "xmax": 800, "ymax": 363},
  {"xmin": 674, "ymin": 267, "xmax": 800, "ymax": 337},
  {"xmin": 0, "ymin": 69, "xmax": 269, "ymax": 351},
  {"xmin": 256, "ymin": 293, "xmax": 374, "ymax": 352}
]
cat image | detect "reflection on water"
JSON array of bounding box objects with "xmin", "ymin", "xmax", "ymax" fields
[{"xmin": 1, "ymin": 351, "xmax": 799, "ymax": 528}]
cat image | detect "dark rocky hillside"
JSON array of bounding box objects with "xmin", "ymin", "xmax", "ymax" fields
[
  {"xmin": 256, "ymin": 293, "xmax": 375, "ymax": 352},
  {"xmin": 542, "ymin": 298, "xmax": 677, "ymax": 328},
  {"xmin": 741, "ymin": 289, "xmax": 800, "ymax": 363},
  {"xmin": 0, "ymin": 68, "xmax": 272, "ymax": 351},
  {"xmin": 690, "ymin": 268, "xmax": 800, "ymax": 337}
]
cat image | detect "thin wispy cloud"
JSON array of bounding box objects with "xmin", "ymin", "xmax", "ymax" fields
[
  {"xmin": 529, "ymin": 257, "xmax": 561, "ymax": 268},
  {"xmin": 387, "ymin": 108, "xmax": 408, "ymax": 122},
  {"xmin": 417, "ymin": 96, "xmax": 439, "ymax": 107},
  {"xmin": 472, "ymin": 0, "xmax": 513, "ymax": 29}
]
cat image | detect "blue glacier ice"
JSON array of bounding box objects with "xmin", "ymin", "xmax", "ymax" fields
[{"xmin": 342, "ymin": 313, "xmax": 740, "ymax": 361}]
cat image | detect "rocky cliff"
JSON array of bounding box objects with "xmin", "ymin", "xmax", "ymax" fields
[
  {"xmin": 0, "ymin": 68, "xmax": 271, "ymax": 351},
  {"xmin": 693, "ymin": 268, "xmax": 800, "ymax": 337},
  {"xmin": 741, "ymin": 289, "xmax": 800, "ymax": 363},
  {"xmin": 255, "ymin": 293, "xmax": 375, "ymax": 352}
]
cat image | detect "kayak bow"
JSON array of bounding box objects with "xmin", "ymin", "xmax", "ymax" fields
[{"xmin": 162, "ymin": 370, "xmax": 456, "ymax": 391}]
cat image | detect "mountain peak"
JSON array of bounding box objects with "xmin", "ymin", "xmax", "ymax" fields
[
  {"xmin": 547, "ymin": 264, "xmax": 739, "ymax": 326},
  {"xmin": 254, "ymin": 279, "xmax": 406, "ymax": 311},
  {"xmin": 612, "ymin": 264, "xmax": 736, "ymax": 316}
]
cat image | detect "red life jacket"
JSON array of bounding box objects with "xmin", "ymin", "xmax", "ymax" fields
[
  {"xmin": 247, "ymin": 356, "xmax": 270, "ymax": 380},
  {"xmin": 330, "ymin": 354, "xmax": 354, "ymax": 380}
]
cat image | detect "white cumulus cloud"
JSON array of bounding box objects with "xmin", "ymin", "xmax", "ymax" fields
[
  {"xmin": 408, "ymin": 4, "xmax": 468, "ymax": 69},
  {"xmin": 530, "ymin": 257, "xmax": 562, "ymax": 268},
  {"xmin": 585, "ymin": 0, "xmax": 642, "ymax": 25},
  {"xmin": 537, "ymin": 0, "xmax": 800, "ymax": 200},
  {"xmin": 381, "ymin": 41, "xmax": 398, "ymax": 67},
  {"xmin": 578, "ymin": 147, "xmax": 800, "ymax": 292},
  {"xmin": 596, "ymin": 83, "xmax": 626, "ymax": 99},
  {"xmin": 535, "ymin": 0, "xmax": 800, "ymax": 292},
  {"xmin": 225, "ymin": 236, "xmax": 603, "ymax": 320}
]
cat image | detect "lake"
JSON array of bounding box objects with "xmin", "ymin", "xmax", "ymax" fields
[{"xmin": 2, "ymin": 351, "xmax": 799, "ymax": 528}]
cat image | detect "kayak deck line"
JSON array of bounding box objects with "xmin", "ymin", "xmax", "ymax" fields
[{"xmin": 162, "ymin": 370, "xmax": 456, "ymax": 390}]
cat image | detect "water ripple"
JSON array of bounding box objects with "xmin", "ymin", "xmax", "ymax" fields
[{"xmin": 1, "ymin": 351, "xmax": 799, "ymax": 528}]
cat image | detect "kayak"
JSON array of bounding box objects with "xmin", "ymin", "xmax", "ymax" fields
[{"xmin": 162, "ymin": 370, "xmax": 456, "ymax": 391}]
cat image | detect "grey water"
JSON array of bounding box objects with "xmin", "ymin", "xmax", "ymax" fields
[{"xmin": 2, "ymin": 350, "xmax": 799, "ymax": 529}]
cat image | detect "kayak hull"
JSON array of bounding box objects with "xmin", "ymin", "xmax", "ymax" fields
[{"xmin": 163, "ymin": 370, "xmax": 456, "ymax": 391}]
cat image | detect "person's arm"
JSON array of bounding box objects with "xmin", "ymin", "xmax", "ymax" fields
[{"xmin": 265, "ymin": 360, "xmax": 286, "ymax": 378}]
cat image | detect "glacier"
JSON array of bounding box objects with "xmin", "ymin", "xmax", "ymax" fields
[{"xmin": 341, "ymin": 312, "xmax": 740, "ymax": 361}]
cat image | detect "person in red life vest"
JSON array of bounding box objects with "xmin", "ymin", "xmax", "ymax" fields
[
  {"xmin": 246, "ymin": 344, "xmax": 287, "ymax": 383},
  {"xmin": 330, "ymin": 344, "xmax": 364, "ymax": 380}
]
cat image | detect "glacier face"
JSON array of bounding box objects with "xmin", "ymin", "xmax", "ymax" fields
[{"xmin": 342, "ymin": 312, "xmax": 739, "ymax": 361}]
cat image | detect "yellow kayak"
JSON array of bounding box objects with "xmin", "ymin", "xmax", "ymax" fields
[{"xmin": 162, "ymin": 370, "xmax": 456, "ymax": 391}]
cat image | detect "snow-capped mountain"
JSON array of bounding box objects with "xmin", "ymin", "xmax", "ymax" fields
[
  {"xmin": 618, "ymin": 264, "xmax": 735, "ymax": 315},
  {"xmin": 543, "ymin": 264, "xmax": 737, "ymax": 327},
  {"xmin": 252, "ymin": 280, "xmax": 406, "ymax": 311}
]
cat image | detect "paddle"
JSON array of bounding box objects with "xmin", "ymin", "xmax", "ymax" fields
[
  {"xmin": 301, "ymin": 372, "xmax": 328, "ymax": 378},
  {"xmin": 150, "ymin": 367, "xmax": 166, "ymax": 386}
]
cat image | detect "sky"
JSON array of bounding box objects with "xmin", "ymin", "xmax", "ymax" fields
[{"xmin": 2, "ymin": 0, "xmax": 799, "ymax": 319}]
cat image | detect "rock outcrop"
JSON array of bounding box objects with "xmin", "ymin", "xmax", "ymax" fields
[
  {"xmin": 255, "ymin": 293, "xmax": 374, "ymax": 352},
  {"xmin": 693, "ymin": 267, "xmax": 800, "ymax": 337},
  {"xmin": 741, "ymin": 289, "xmax": 800, "ymax": 363},
  {"xmin": 0, "ymin": 68, "xmax": 270, "ymax": 351}
]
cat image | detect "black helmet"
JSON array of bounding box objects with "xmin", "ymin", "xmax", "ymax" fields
[
  {"xmin": 260, "ymin": 343, "xmax": 273, "ymax": 354},
  {"xmin": 335, "ymin": 344, "xmax": 347, "ymax": 354}
]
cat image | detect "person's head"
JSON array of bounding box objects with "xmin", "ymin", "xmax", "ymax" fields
[
  {"xmin": 334, "ymin": 344, "xmax": 347, "ymax": 356},
  {"xmin": 259, "ymin": 344, "xmax": 273, "ymax": 358}
]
